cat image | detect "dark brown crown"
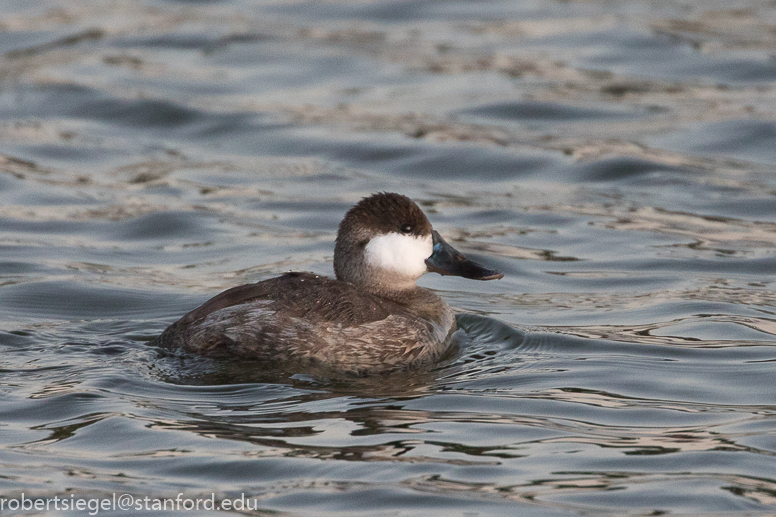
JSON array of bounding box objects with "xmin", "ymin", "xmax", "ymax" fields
[{"xmin": 338, "ymin": 192, "xmax": 431, "ymax": 239}]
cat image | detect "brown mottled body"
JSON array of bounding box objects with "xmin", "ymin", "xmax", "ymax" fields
[{"xmin": 151, "ymin": 272, "xmax": 456, "ymax": 373}]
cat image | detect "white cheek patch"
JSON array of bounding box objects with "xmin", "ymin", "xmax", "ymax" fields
[{"xmin": 365, "ymin": 233, "xmax": 433, "ymax": 278}]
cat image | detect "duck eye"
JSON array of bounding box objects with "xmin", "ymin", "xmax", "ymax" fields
[{"xmin": 400, "ymin": 223, "xmax": 412, "ymax": 234}]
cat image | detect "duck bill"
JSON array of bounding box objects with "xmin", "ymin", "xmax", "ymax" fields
[{"xmin": 425, "ymin": 230, "xmax": 503, "ymax": 280}]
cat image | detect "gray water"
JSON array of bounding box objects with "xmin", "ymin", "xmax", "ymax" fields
[{"xmin": 2, "ymin": 0, "xmax": 776, "ymax": 515}]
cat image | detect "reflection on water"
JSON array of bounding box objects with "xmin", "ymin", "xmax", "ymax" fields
[{"xmin": 2, "ymin": 0, "xmax": 776, "ymax": 515}]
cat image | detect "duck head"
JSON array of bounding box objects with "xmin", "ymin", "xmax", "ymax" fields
[{"xmin": 334, "ymin": 193, "xmax": 503, "ymax": 292}]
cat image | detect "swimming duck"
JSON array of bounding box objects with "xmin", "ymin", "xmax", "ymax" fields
[{"xmin": 151, "ymin": 193, "xmax": 503, "ymax": 374}]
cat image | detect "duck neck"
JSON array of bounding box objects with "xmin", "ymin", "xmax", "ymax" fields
[
  {"xmin": 335, "ymin": 261, "xmax": 422, "ymax": 303},
  {"xmin": 360, "ymin": 277, "xmax": 423, "ymax": 303}
]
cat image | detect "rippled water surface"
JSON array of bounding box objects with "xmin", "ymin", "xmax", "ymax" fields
[{"xmin": 2, "ymin": 0, "xmax": 776, "ymax": 515}]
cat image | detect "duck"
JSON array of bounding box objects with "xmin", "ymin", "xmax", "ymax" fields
[{"xmin": 150, "ymin": 192, "xmax": 503, "ymax": 374}]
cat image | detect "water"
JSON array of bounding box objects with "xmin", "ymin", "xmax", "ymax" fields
[{"xmin": 1, "ymin": 0, "xmax": 776, "ymax": 515}]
